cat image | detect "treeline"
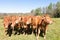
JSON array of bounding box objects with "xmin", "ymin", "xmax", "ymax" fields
[
  {"xmin": 31, "ymin": 1, "xmax": 60, "ymax": 18},
  {"xmin": 0, "ymin": 1, "xmax": 60, "ymax": 19}
]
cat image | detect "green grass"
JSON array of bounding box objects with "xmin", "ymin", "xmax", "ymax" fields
[{"xmin": 0, "ymin": 18, "xmax": 60, "ymax": 40}]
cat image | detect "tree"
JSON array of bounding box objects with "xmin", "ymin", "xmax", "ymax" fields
[
  {"xmin": 42, "ymin": 7, "xmax": 46, "ymax": 14},
  {"xmin": 53, "ymin": 2, "xmax": 60, "ymax": 17},
  {"xmin": 31, "ymin": 9, "xmax": 35, "ymax": 15},
  {"xmin": 46, "ymin": 3, "xmax": 53, "ymax": 15},
  {"xmin": 31, "ymin": 8, "xmax": 42, "ymax": 16},
  {"xmin": 30, "ymin": 1, "xmax": 60, "ymax": 18},
  {"xmin": 34, "ymin": 8, "xmax": 41, "ymax": 15}
]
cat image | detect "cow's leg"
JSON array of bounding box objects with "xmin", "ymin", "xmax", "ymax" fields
[
  {"xmin": 5, "ymin": 29, "xmax": 8, "ymax": 35},
  {"xmin": 23, "ymin": 28, "xmax": 27, "ymax": 35},
  {"xmin": 32, "ymin": 28, "xmax": 33, "ymax": 34},
  {"xmin": 36, "ymin": 29, "xmax": 38, "ymax": 40},
  {"xmin": 44, "ymin": 27, "xmax": 47, "ymax": 40},
  {"xmin": 35, "ymin": 28, "xmax": 37, "ymax": 36},
  {"xmin": 8, "ymin": 28, "xmax": 12, "ymax": 36},
  {"xmin": 23, "ymin": 28, "xmax": 26, "ymax": 35},
  {"xmin": 22, "ymin": 25, "xmax": 27, "ymax": 35},
  {"xmin": 16, "ymin": 26, "xmax": 20, "ymax": 35},
  {"xmin": 31, "ymin": 26, "xmax": 34, "ymax": 34},
  {"xmin": 11, "ymin": 25, "xmax": 14, "ymax": 34},
  {"xmin": 44, "ymin": 25, "xmax": 48, "ymax": 40},
  {"xmin": 32, "ymin": 26, "xmax": 36, "ymax": 35},
  {"xmin": 14, "ymin": 26, "xmax": 19, "ymax": 35},
  {"xmin": 18, "ymin": 27, "xmax": 21, "ymax": 35},
  {"xmin": 36, "ymin": 27, "xmax": 40, "ymax": 40},
  {"xmin": 44, "ymin": 31, "xmax": 46, "ymax": 40}
]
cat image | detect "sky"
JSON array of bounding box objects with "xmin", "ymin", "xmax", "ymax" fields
[{"xmin": 0, "ymin": 0, "xmax": 59, "ymax": 13}]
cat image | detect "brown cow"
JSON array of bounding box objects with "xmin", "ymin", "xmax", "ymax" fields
[
  {"xmin": 21, "ymin": 16, "xmax": 32, "ymax": 28},
  {"xmin": 13, "ymin": 15, "xmax": 34, "ymax": 35},
  {"xmin": 11, "ymin": 16, "xmax": 22, "ymax": 34},
  {"xmin": 14, "ymin": 16, "xmax": 32, "ymax": 34},
  {"xmin": 39, "ymin": 14, "xmax": 53, "ymax": 40},
  {"xmin": 3, "ymin": 16, "xmax": 12, "ymax": 36},
  {"xmin": 30, "ymin": 15, "xmax": 52, "ymax": 40},
  {"xmin": 3, "ymin": 16, "xmax": 11, "ymax": 31},
  {"xmin": 11, "ymin": 16, "xmax": 19, "ymax": 29},
  {"xmin": 30, "ymin": 16, "xmax": 43, "ymax": 40}
]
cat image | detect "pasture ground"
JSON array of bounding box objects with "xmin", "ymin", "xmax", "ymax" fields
[{"xmin": 0, "ymin": 18, "xmax": 60, "ymax": 40}]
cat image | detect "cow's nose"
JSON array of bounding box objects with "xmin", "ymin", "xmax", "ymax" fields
[
  {"xmin": 11, "ymin": 24, "xmax": 14, "ymax": 28},
  {"xmin": 11, "ymin": 24, "xmax": 14, "ymax": 29},
  {"xmin": 15, "ymin": 20, "xmax": 19, "ymax": 23},
  {"xmin": 50, "ymin": 21, "xmax": 53, "ymax": 24},
  {"xmin": 5, "ymin": 26, "xmax": 8, "ymax": 29}
]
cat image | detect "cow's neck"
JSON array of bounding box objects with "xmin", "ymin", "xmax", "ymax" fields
[{"xmin": 42, "ymin": 20, "xmax": 48, "ymax": 27}]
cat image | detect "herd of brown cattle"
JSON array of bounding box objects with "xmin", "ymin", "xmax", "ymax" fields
[{"xmin": 3, "ymin": 14, "xmax": 53, "ymax": 40}]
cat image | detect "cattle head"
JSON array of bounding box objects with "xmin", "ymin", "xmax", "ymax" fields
[
  {"xmin": 4, "ymin": 23, "xmax": 9, "ymax": 29},
  {"xmin": 11, "ymin": 17, "xmax": 21, "ymax": 29},
  {"xmin": 26, "ymin": 17, "xmax": 32, "ymax": 24},
  {"xmin": 4, "ymin": 22, "xmax": 12, "ymax": 31},
  {"xmin": 16, "ymin": 16, "xmax": 22, "ymax": 23},
  {"xmin": 42, "ymin": 14, "xmax": 53, "ymax": 24}
]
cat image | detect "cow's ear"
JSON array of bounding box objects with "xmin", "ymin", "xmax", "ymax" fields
[
  {"xmin": 42, "ymin": 17, "xmax": 44, "ymax": 20},
  {"xmin": 42, "ymin": 16, "xmax": 45, "ymax": 19}
]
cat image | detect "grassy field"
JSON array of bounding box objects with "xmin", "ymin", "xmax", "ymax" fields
[{"xmin": 0, "ymin": 18, "xmax": 60, "ymax": 40}]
